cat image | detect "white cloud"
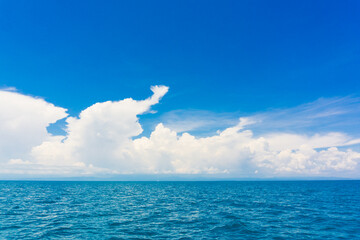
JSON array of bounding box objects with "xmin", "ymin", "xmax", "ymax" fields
[
  {"xmin": 1, "ymin": 87, "xmax": 360, "ymax": 179},
  {"xmin": 31, "ymin": 86, "xmax": 169, "ymax": 172},
  {"xmin": 249, "ymin": 96, "xmax": 360, "ymax": 136},
  {"xmin": 156, "ymin": 110, "xmax": 240, "ymax": 134},
  {"xmin": 0, "ymin": 90, "xmax": 67, "ymax": 164},
  {"xmin": 127, "ymin": 120, "xmax": 360, "ymax": 177},
  {"xmin": 0, "ymin": 86, "xmax": 17, "ymax": 92}
]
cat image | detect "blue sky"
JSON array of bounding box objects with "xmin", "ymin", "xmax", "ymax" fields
[
  {"xmin": 0, "ymin": 0, "xmax": 360, "ymax": 179},
  {"xmin": 1, "ymin": 0, "xmax": 359, "ymax": 114}
]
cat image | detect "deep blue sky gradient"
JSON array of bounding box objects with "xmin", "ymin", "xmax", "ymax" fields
[{"xmin": 1, "ymin": 0, "xmax": 359, "ymax": 116}]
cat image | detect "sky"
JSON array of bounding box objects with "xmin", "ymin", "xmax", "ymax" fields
[{"xmin": 0, "ymin": 0, "xmax": 360, "ymax": 180}]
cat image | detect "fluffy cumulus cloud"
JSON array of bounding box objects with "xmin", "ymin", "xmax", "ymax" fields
[
  {"xmin": 30, "ymin": 86, "xmax": 169, "ymax": 175},
  {"xmin": 0, "ymin": 90, "xmax": 67, "ymax": 166},
  {"xmin": 1, "ymin": 86, "xmax": 360, "ymax": 179},
  {"xmin": 129, "ymin": 121, "xmax": 360, "ymax": 177}
]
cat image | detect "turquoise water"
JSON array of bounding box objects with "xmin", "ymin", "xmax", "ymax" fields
[{"xmin": 1, "ymin": 181, "xmax": 359, "ymax": 239}]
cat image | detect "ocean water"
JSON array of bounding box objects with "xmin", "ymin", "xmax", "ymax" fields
[{"xmin": 0, "ymin": 181, "xmax": 359, "ymax": 239}]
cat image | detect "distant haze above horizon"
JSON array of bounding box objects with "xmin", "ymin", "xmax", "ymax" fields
[{"xmin": 1, "ymin": 0, "xmax": 360, "ymax": 179}]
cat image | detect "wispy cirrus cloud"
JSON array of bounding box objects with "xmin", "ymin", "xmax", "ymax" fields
[
  {"xmin": 249, "ymin": 96, "xmax": 360, "ymax": 136},
  {"xmin": 0, "ymin": 86, "xmax": 17, "ymax": 92},
  {"xmin": 154, "ymin": 110, "xmax": 240, "ymax": 135},
  {"xmin": 154, "ymin": 95, "xmax": 360, "ymax": 141}
]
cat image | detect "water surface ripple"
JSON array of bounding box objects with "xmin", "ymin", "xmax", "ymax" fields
[{"xmin": 1, "ymin": 181, "xmax": 359, "ymax": 239}]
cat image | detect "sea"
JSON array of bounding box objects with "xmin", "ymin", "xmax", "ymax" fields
[{"xmin": 0, "ymin": 181, "xmax": 359, "ymax": 239}]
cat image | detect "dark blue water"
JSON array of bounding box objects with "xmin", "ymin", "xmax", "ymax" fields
[{"xmin": 1, "ymin": 181, "xmax": 359, "ymax": 239}]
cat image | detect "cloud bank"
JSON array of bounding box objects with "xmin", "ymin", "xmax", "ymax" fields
[{"xmin": 1, "ymin": 86, "xmax": 360, "ymax": 179}]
